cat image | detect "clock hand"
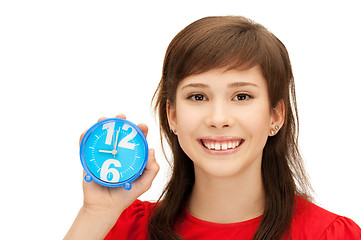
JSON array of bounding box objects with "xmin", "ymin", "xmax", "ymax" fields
[
  {"xmin": 99, "ymin": 150, "xmax": 113, "ymax": 153},
  {"xmin": 99, "ymin": 149, "xmax": 118, "ymax": 154},
  {"xmin": 113, "ymin": 130, "xmax": 119, "ymax": 157}
]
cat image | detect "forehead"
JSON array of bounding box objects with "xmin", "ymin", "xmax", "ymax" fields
[{"xmin": 177, "ymin": 66, "xmax": 266, "ymax": 90}]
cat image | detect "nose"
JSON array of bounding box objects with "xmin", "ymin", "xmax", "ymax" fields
[{"xmin": 206, "ymin": 101, "xmax": 232, "ymax": 129}]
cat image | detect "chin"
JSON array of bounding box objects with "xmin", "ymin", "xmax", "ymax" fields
[
  {"xmin": 192, "ymin": 151, "xmax": 263, "ymax": 181},
  {"xmin": 194, "ymin": 159, "xmax": 248, "ymax": 179}
]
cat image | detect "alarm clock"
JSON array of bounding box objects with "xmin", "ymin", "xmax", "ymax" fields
[{"xmin": 79, "ymin": 118, "xmax": 148, "ymax": 190}]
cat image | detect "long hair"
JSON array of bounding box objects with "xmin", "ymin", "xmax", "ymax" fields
[{"xmin": 150, "ymin": 16, "xmax": 312, "ymax": 240}]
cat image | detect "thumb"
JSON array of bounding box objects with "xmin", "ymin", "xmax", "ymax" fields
[{"xmin": 144, "ymin": 148, "xmax": 159, "ymax": 177}]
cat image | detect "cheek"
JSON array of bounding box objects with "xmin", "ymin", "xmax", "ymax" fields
[
  {"xmin": 173, "ymin": 104, "xmax": 206, "ymax": 156},
  {"xmin": 240, "ymin": 104, "xmax": 271, "ymax": 137},
  {"xmin": 175, "ymin": 106, "xmax": 198, "ymax": 136},
  {"xmin": 174, "ymin": 110, "xmax": 197, "ymax": 159}
]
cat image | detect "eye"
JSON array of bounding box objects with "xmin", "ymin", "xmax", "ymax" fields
[
  {"xmin": 188, "ymin": 94, "xmax": 207, "ymax": 101},
  {"xmin": 233, "ymin": 93, "xmax": 252, "ymax": 101}
]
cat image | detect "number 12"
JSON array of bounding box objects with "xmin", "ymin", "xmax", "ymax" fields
[{"xmin": 102, "ymin": 122, "xmax": 136, "ymax": 150}]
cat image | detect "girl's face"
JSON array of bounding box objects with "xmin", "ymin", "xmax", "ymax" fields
[{"xmin": 167, "ymin": 66, "xmax": 283, "ymax": 179}]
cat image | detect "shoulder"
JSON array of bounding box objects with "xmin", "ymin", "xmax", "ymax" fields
[
  {"xmin": 290, "ymin": 196, "xmax": 361, "ymax": 239},
  {"xmin": 104, "ymin": 199, "xmax": 156, "ymax": 240},
  {"xmin": 119, "ymin": 199, "xmax": 156, "ymax": 223}
]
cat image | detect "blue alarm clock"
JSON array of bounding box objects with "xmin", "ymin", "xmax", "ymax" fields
[{"xmin": 79, "ymin": 118, "xmax": 148, "ymax": 190}]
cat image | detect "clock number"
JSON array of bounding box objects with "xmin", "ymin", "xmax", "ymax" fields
[
  {"xmin": 118, "ymin": 124, "xmax": 137, "ymax": 150},
  {"xmin": 100, "ymin": 159, "xmax": 121, "ymax": 182},
  {"xmin": 103, "ymin": 122, "xmax": 115, "ymax": 145},
  {"xmin": 102, "ymin": 122, "xmax": 137, "ymax": 149}
]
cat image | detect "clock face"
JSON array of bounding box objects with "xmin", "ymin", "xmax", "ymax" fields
[{"xmin": 80, "ymin": 118, "xmax": 148, "ymax": 189}]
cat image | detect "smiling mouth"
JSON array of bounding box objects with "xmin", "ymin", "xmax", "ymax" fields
[{"xmin": 199, "ymin": 138, "xmax": 244, "ymax": 151}]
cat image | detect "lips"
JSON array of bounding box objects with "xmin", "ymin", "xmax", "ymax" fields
[{"xmin": 199, "ymin": 137, "xmax": 244, "ymax": 151}]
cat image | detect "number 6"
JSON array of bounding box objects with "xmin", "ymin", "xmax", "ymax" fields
[{"xmin": 100, "ymin": 159, "xmax": 121, "ymax": 182}]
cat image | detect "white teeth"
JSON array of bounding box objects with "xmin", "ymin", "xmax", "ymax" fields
[{"xmin": 202, "ymin": 140, "xmax": 242, "ymax": 150}]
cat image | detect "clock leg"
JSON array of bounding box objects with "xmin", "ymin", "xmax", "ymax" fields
[
  {"xmin": 124, "ymin": 182, "xmax": 132, "ymax": 190},
  {"xmin": 84, "ymin": 174, "xmax": 93, "ymax": 182}
]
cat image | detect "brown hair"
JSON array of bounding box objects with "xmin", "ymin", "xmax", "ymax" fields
[{"xmin": 150, "ymin": 16, "xmax": 312, "ymax": 240}]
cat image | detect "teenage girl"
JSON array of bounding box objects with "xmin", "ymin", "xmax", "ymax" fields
[{"xmin": 64, "ymin": 16, "xmax": 361, "ymax": 240}]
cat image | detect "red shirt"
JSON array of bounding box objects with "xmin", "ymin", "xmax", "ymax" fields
[{"xmin": 105, "ymin": 196, "xmax": 361, "ymax": 239}]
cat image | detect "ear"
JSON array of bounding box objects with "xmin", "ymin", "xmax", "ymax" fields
[
  {"xmin": 269, "ymin": 100, "xmax": 285, "ymax": 136},
  {"xmin": 166, "ymin": 100, "xmax": 178, "ymax": 134}
]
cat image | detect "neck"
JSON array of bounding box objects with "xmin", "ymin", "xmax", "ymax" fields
[{"xmin": 187, "ymin": 165, "xmax": 265, "ymax": 223}]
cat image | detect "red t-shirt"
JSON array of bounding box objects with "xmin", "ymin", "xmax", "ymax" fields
[{"xmin": 105, "ymin": 196, "xmax": 361, "ymax": 239}]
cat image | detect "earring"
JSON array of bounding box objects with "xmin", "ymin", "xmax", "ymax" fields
[
  {"xmin": 171, "ymin": 128, "xmax": 177, "ymax": 135},
  {"xmin": 270, "ymin": 125, "xmax": 280, "ymax": 136}
]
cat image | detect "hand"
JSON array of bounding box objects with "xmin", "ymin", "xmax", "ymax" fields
[
  {"xmin": 80, "ymin": 114, "xmax": 159, "ymax": 216},
  {"xmin": 64, "ymin": 114, "xmax": 159, "ymax": 240}
]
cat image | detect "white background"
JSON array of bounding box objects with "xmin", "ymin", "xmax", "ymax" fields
[{"xmin": 0, "ymin": 0, "xmax": 360, "ymax": 239}]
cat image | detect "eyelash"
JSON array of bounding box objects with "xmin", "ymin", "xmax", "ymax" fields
[
  {"xmin": 186, "ymin": 93, "xmax": 253, "ymax": 101},
  {"xmin": 187, "ymin": 94, "xmax": 207, "ymax": 101},
  {"xmin": 232, "ymin": 93, "xmax": 253, "ymax": 101}
]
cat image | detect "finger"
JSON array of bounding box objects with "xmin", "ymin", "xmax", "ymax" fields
[
  {"xmin": 143, "ymin": 149, "xmax": 160, "ymax": 183},
  {"xmin": 114, "ymin": 114, "xmax": 147, "ymax": 136},
  {"xmin": 115, "ymin": 114, "xmax": 126, "ymax": 119},
  {"xmin": 98, "ymin": 116, "xmax": 107, "ymax": 122},
  {"xmin": 137, "ymin": 123, "xmax": 149, "ymax": 138},
  {"xmin": 79, "ymin": 131, "xmax": 86, "ymax": 146},
  {"xmin": 80, "ymin": 117, "xmax": 107, "ymax": 146},
  {"xmin": 146, "ymin": 149, "xmax": 159, "ymax": 173}
]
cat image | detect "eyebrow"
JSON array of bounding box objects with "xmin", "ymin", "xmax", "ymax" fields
[
  {"xmin": 181, "ymin": 82, "xmax": 259, "ymax": 90},
  {"xmin": 228, "ymin": 82, "xmax": 259, "ymax": 88},
  {"xmin": 181, "ymin": 83, "xmax": 209, "ymax": 90}
]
